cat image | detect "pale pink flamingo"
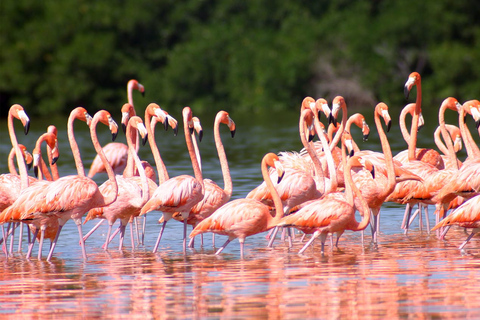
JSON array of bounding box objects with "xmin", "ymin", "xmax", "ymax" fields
[
  {"xmin": 0, "ymin": 105, "xmax": 32, "ymax": 255},
  {"xmin": 2, "ymin": 108, "xmax": 119, "ymax": 261},
  {"xmin": 179, "ymin": 111, "xmax": 236, "ymax": 248},
  {"xmin": 190, "ymin": 153, "xmax": 285, "ymax": 258},
  {"xmin": 434, "ymin": 124, "xmax": 462, "ymax": 168},
  {"xmin": 84, "ymin": 116, "xmax": 150, "ymax": 251},
  {"xmin": 278, "ymin": 132, "xmax": 371, "ymax": 254},
  {"xmin": 140, "ymin": 106, "xmax": 204, "ymax": 253},
  {"xmin": 88, "ymin": 79, "xmax": 145, "ymax": 178}
]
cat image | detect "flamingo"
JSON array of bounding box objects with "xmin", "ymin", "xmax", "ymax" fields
[
  {"xmin": 88, "ymin": 79, "xmax": 145, "ymax": 178},
  {"xmin": 432, "ymin": 194, "xmax": 480, "ymax": 250},
  {"xmin": 0, "ymin": 105, "xmax": 31, "ymax": 255},
  {"xmin": 23, "ymin": 130, "xmax": 60, "ymax": 259},
  {"xmin": 140, "ymin": 106, "xmax": 204, "ymax": 253},
  {"xmin": 278, "ymin": 132, "xmax": 372, "ymax": 254},
  {"xmin": 433, "ymin": 124, "xmax": 462, "ymax": 168},
  {"xmin": 84, "ymin": 116, "xmax": 149, "ymax": 251},
  {"xmin": 178, "ymin": 111, "xmax": 236, "ymax": 248},
  {"xmin": 1, "ymin": 108, "xmax": 119, "ymax": 261},
  {"xmin": 189, "ymin": 153, "xmax": 286, "ymax": 258}
]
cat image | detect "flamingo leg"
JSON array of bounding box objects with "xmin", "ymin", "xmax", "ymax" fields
[
  {"xmin": 83, "ymin": 219, "xmax": 105, "ymax": 243},
  {"xmin": 38, "ymin": 228, "xmax": 45, "ymax": 260},
  {"xmin": 425, "ymin": 205, "xmax": 431, "ymax": 234},
  {"xmin": 17, "ymin": 222, "xmax": 24, "ymax": 252},
  {"xmin": 26, "ymin": 227, "xmax": 39, "ymax": 259},
  {"xmin": 133, "ymin": 217, "xmax": 141, "ymax": 245},
  {"xmin": 104, "ymin": 224, "xmax": 113, "ymax": 251},
  {"xmin": 440, "ymin": 225, "xmax": 451, "ymax": 240},
  {"xmin": 267, "ymin": 227, "xmax": 280, "ymax": 248},
  {"xmin": 2, "ymin": 225, "xmax": 8, "ymax": 258},
  {"xmin": 128, "ymin": 222, "xmax": 134, "ymax": 249},
  {"xmin": 8, "ymin": 222, "xmax": 16, "ymax": 254},
  {"xmin": 320, "ymin": 233, "xmax": 328, "ymax": 255},
  {"xmin": 299, "ymin": 232, "xmax": 318, "ymax": 254},
  {"xmin": 74, "ymin": 219, "xmax": 87, "ymax": 260},
  {"xmin": 215, "ymin": 238, "xmax": 231, "ymax": 255},
  {"xmin": 188, "ymin": 236, "xmax": 195, "ymax": 249},
  {"xmin": 141, "ymin": 214, "xmax": 147, "ymax": 245},
  {"xmin": 183, "ymin": 219, "xmax": 188, "ymax": 253},
  {"xmin": 239, "ymin": 239, "xmax": 245, "ymax": 259},
  {"xmin": 459, "ymin": 230, "xmax": 477, "ymax": 250},
  {"xmin": 119, "ymin": 224, "xmax": 126, "ymax": 251},
  {"xmin": 287, "ymin": 228, "xmax": 293, "ymax": 248},
  {"xmin": 47, "ymin": 224, "xmax": 64, "ymax": 261},
  {"xmin": 153, "ymin": 221, "xmax": 167, "ymax": 253},
  {"xmin": 212, "ymin": 234, "xmax": 215, "ymax": 247}
]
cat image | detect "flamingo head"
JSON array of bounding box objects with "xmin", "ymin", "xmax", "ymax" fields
[{"xmin": 404, "ymin": 72, "xmax": 421, "ymax": 100}]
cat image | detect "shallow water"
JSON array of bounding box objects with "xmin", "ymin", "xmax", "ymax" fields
[{"xmin": 1, "ymin": 107, "xmax": 480, "ymax": 319}]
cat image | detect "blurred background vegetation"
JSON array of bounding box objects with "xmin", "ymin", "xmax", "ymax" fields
[{"xmin": 1, "ymin": 0, "xmax": 480, "ymax": 118}]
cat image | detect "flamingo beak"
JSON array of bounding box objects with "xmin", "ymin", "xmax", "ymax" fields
[
  {"xmin": 386, "ymin": 120, "xmax": 392, "ymax": 132},
  {"xmin": 404, "ymin": 86, "xmax": 410, "ymax": 100},
  {"xmin": 370, "ymin": 166, "xmax": 375, "ymax": 179},
  {"xmin": 309, "ymin": 134, "xmax": 315, "ymax": 142},
  {"xmin": 363, "ymin": 133, "xmax": 369, "ymax": 142},
  {"xmin": 33, "ymin": 166, "xmax": 39, "ymax": 178},
  {"xmin": 164, "ymin": 117, "xmax": 169, "ymax": 131},
  {"xmin": 142, "ymin": 133, "xmax": 148, "ymax": 146},
  {"xmin": 231, "ymin": 129, "xmax": 236, "ymax": 138},
  {"xmin": 24, "ymin": 120, "xmax": 30, "ymax": 135},
  {"xmin": 198, "ymin": 130, "xmax": 203, "ymax": 142},
  {"xmin": 122, "ymin": 123, "xmax": 127, "ymax": 134},
  {"xmin": 112, "ymin": 131, "xmax": 118, "ymax": 141},
  {"xmin": 51, "ymin": 156, "xmax": 59, "ymax": 165},
  {"xmin": 349, "ymin": 149, "xmax": 355, "ymax": 157}
]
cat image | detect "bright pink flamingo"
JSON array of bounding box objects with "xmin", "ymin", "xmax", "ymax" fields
[
  {"xmin": 140, "ymin": 106, "xmax": 204, "ymax": 253},
  {"xmin": 278, "ymin": 132, "xmax": 371, "ymax": 254},
  {"xmin": 2, "ymin": 108, "xmax": 119, "ymax": 261},
  {"xmin": 190, "ymin": 153, "xmax": 285, "ymax": 258},
  {"xmin": 88, "ymin": 79, "xmax": 145, "ymax": 178},
  {"xmin": 84, "ymin": 116, "xmax": 149, "ymax": 251},
  {"xmin": 7, "ymin": 145, "xmax": 33, "ymax": 175},
  {"xmin": 432, "ymin": 194, "xmax": 480, "ymax": 249}
]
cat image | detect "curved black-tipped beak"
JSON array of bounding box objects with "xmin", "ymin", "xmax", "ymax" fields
[
  {"xmin": 308, "ymin": 134, "xmax": 315, "ymax": 142},
  {"xmin": 164, "ymin": 117, "xmax": 169, "ymax": 131},
  {"xmin": 370, "ymin": 166, "xmax": 375, "ymax": 179},
  {"xmin": 142, "ymin": 134, "xmax": 148, "ymax": 146},
  {"xmin": 198, "ymin": 130, "xmax": 203, "ymax": 142},
  {"xmin": 231, "ymin": 129, "xmax": 236, "ymax": 138},
  {"xmin": 142, "ymin": 91, "xmax": 145, "ymax": 97},
  {"xmin": 173, "ymin": 126, "xmax": 179, "ymax": 136},
  {"xmin": 476, "ymin": 119, "xmax": 480, "ymax": 130},
  {"xmin": 51, "ymin": 156, "xmax": 59, "ymax": 165},
  {"xmin": 26, "ymin": 161, "xmax": 33, "ymax": 171},
  {"xmin": 24, "ymin": 120, "xmax": 30, "ymax": 135},
  {"xmin": 363, "ymin": 133, "xmax": 369, "ymax": 142},
  {"xmin": 404, "ymin": 86, "xmax": 410, "ymax": 100},
  {"xmin": 386, "ymin": 120, "xmax": 392, "ymax": 132},
  {"xmin": 122, "ymin": 123, "xmax": 127, "ymax": 135},
  {"xmin": 112, "ymin": 132, "xmax": 118, "ymax": 141},
  {"xmin": 328, "ymin": 113, "xmax": 337, "ymax": 126},
  {"xmin": 417, "ymin": 123, "xmax": 424, "ymax": 132},
  {"xmin": 277, "ymin": 173, "xmax": 284, "ymax": 184},
  {"xmin": 317, "ymin": 110, "xmax": 321, "ymax": 120},
  {"xmin": 349, "ymin": 149, "xmax": 355, "ymax": 157},
  {"xmin": 33, "ymin": 166, "xmax": 39, "ymax": 178},
  {"xmin": 189, "ymin": 126, "xmax": 194, "ymax": 135}
]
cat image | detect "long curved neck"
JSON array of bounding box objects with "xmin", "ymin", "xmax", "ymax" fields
[
  {"xmin": 184, "ymin": 115, "xmax": 203, "ymax": 188},
  {"xmin": 9, "ymin": 111, "xmax": 29, "ymax": 189},
  {"xmin": 8, "ymin": 148, "xmax": 18, "ymax": 175},
  {"xmin": 145, "ymin": 111, "xmax": 168, "ymax": 184},
  {"xmin": 459, "ymin": 107, "xmax": 480, "ymax": 158},
  {"xmin": 375, "ymin": 111, "xmax": 395, "ymax": 199},
  {"xmin": 341, "ymin": 147, "xmax": 370, "ymax": 231},
  {"xmin": 346, "ymin": 114, "xmax": 360, "ymax": 152},
  {"xmin": 439, "ymin": 104, "xmax": 459, "ymax": 169},
  {"xmin": 399, "ymin": 107, "xmax": 412, "ymax": 145},
  {"xmin": 46, "ymin": 144, "xmax": 59, "ymax": 181},
  {"xmin": 127, "ymin": 123, "xmax": 149, "ymax": 204},
  {"xmin": 214, "ymin": 117, "xmax": 232, "ymax": 199},
  {"xmin": 300, "ymin": 112, "xmax": 325, "ymax": 194},
  {"xmin": 90, "ymin": 117, "xmax": 117, "ymax": 205},
  {"xmin": 265, "ymin": 164, "xmax": 284, "ymax": 228},
  {"xmin": 68, "ymin": 113, "xmax": 86, "ymax": 177},
  {"xmin": 329, "ymin": 104, "xmax": 347, "ymax": 151},
  {"xmin": 313, "ymin": 117, "xmax": 337, "ymax": 193},
  {"xmin": 408, "ymin": 82, "xmax": 422, "ymax": 161},
  {"xmin": 434, "ymin": 127, "xmax": 448, "ymax": 156}
]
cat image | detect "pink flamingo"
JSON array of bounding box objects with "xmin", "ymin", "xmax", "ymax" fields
[
  {"xmin": 182, "ymin": 111, "xmax": 236, "ymax": 248},
  {"xmin": 84, "ymin": 116, "xmax": 150, "ymax": 251},
  {"xmin": 140, "ymin": 106, "xmax": 204, "ymax": 253},
  {"xmin": 7, "ymin": 145, "xmax": 33, "ymax": 175},
  {"xmin": 190, "ymin": 153, "xmax": 286, "ymax": 258},
  {"xmin": 2, "ymin": 108, "xmax": 119, "ymax": 261},
  {"xmin": 0, "ymin": 105, "xmax": 32, "ymax": 255},
  {"xmin": 88, "ymin": 79, "xmax": 145, "ymax": 178},
  {"xmin": 278, "ymin": 132, "xmax": 371, "ymax": 254},
  {"xmin": 432, "ymin": 194, "xmax": 480, "ymax": 249}
]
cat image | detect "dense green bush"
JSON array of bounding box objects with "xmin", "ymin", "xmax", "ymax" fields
[{"xmin": 1, "ymin": 0, "xmax": 480, "ymax": 117}]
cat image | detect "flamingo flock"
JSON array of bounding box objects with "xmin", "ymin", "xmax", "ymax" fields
[{"xmin": 2, "ymin": 73, "xmax": 480, "ymax": 261}]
